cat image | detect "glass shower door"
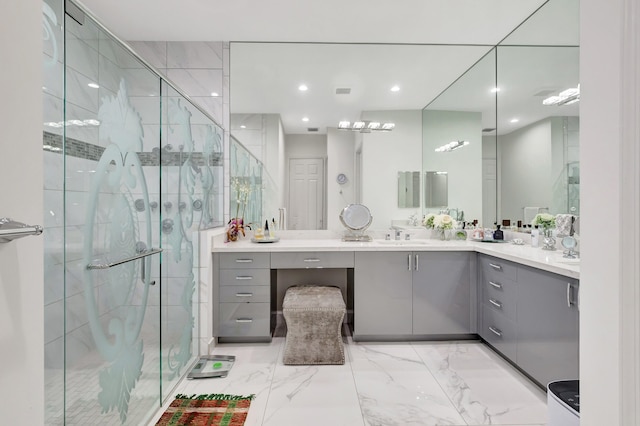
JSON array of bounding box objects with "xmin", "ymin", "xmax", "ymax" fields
[{"xmin": 63, "ymin": 10, "xmax": 162, "ymax": 425}]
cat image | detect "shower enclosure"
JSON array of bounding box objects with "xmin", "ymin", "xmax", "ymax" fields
[{"xmin": 43, "ymin": 0, "xmax": 224, "ymax": 424}]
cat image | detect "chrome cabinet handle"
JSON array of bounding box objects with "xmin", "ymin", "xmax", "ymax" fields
[
  {"xmin": 567, "ymin": 282, "xmax": 574, "ymax": 307},
  {"xmin": 235, "ymin": 276, "xmax": 253, "ymax": 280},
  {"xmin": 488, "ymin": 281, "xmax": 502, "ymax": 289},
  {"xmin": 408, "ymin": 254, "xmax": 412, "ymax": 271},
  {"xmin": 235, "ymin": 293, "xmax": 253, "ymax": 297},
  {"xmin": 489, "ymin": 263, "xmax": 502, "ymax": 270},
  {"xmin": 488, "ymin": 326, "xmax": 503, "ymax": 337},
  {"xmin": 489, "ymin": 299, "xmax": 503, "ymax": 309},
  {"xmin": 415, "ymin": 254, "xmax": 419, "ymax": 271},
  {"xmin": 303, "ymin": 258, "xmax": 321, "ymax": 262},
  {"xmin": 235, "ymin": 318, "xmax": 253, "ymax": 323},
  {"xmin": 235, "ymin": 259, "xmax": 253, "ymax": 263}
]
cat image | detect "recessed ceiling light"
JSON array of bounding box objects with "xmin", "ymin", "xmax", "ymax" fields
[
  {"xmin": 390, "ymin": 85, "xmax": 400, "ymax": 92},
  {"xmin": 298, "ymin": 84, "xmax": 308, "ymax": 92},
  {"xmin": 211, "ymin": 92, "xmax": 219, "ymax": 97},
  {"xmin": 240, "ymin": 125, "xmax": 246, "ymax": 129},
  {"xmin": 87, "ymin": 82, "xmax": 99, "ymax": 89},
  {"xmin": 302, "ymin": 117, "xmax": 309, "ymax": 122},
  {"xmin": 491, "ymin": 87, "xmax": 501, "ymax": 93},
  {"xmin": 510, "ymin": 118, "xmax": 519, "ymax": 123}
]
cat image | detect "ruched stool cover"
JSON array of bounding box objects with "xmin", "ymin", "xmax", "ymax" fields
[{"xmin": 282, "ymin": 285, "xmax": 346, "ymax": 365}]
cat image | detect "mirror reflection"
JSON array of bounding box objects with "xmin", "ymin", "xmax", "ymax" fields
[
  {"xmin": 397, "ymin": 171, "xmax": 420, "ymax": 208},
  {"xmin": 424, "ymin": 171, "xmax": 448, "ymax": 208},
  {"xmin": 229, "ymin": 0, "xmax": 578, "ymax": 231}
]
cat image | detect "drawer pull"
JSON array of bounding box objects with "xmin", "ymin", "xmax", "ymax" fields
[
  {"xmin": 303, "ymin": 258, "xmax": 321, "ymax": 262},
  {"xmin": 235, "ymin": 259, "xmax": 253, "ymax": 263},
  {"xmin": 488, "ymin": 281, "xmax": 502, "ymax": 289},
  {"xmin": 235, "ymin": 318, "xmax": 253, "ymax": 323},
  {"xmin": 489, "ymin": 298, "xmax": 503, "ymax": 309},
  {"xmin": 488, "ymin": 326, "xmax": 503, "ymax": 337},
  {"xmin": 235, "ymin": 293, "xmax": 253, "ymax": 297},
  {"xmin": 235, "ymin": 276, "xmax": 253, "ymax": 280},
  {"xmin": 489, "ymin": 263, "xmax": 502, "ymax": 270}
]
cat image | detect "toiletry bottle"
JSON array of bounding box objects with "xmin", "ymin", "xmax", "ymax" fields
[
  {"xmin": 531, "ymin": 225, "xmax": 540, "ymax": 247},
  {"xmin": 493, "ymin": 224, "xmax": 504, "ymax": 240}
]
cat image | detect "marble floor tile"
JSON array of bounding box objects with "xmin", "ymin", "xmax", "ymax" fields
[
  {"xmin": 146, "ymin": 339, "xmax": 550, "ymax": 426},
  {"xmin": 349, "ymin": 342, "xmax": 466, "ymax": 426},
  {"xmin": 412, "ymin": 341, "xmax": 547, "ymax": 425},
  {"xmin": 262, "ymin": 344, "xmax": 364, "ymax": 426}
]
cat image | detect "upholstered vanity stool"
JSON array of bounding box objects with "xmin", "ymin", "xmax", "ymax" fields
[{"xmin": 282, "ymin": 285, "xmax": 346, "ymax": 365}]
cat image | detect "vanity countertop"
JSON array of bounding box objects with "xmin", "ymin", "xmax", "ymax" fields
[{"xmin": 209, "ymin": 230, "xmax": 579, "ymax": 279}]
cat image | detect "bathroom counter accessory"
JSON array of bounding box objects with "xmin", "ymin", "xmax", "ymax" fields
[
  {"xmin": 251, "ymin": 236, "xmax": 280, "ymax": 243},
  {"xmin": 0, "ymin": 217, "xmax": 43, "ymax": 243}
]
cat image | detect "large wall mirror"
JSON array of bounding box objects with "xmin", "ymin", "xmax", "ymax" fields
[{"xmin": 229, "ymin": 0, "xmax": 578, "ymax": 230}]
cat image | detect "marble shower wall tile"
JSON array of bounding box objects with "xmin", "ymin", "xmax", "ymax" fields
[
  {"xmin": 167, "ymin": 42, "xmax": 223, "ymax": 69},
  {"xmin": 127, "ymin": 41, "xmax": 167, "ymax": 69},
  {"xmin": 412, "ymin": 341, "xmax": 547, "ymax": 425}
]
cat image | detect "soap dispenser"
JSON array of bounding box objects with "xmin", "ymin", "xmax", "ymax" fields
[{"xmin": 531, "ymin": 225, "xmax": 540, "ymax": 247}]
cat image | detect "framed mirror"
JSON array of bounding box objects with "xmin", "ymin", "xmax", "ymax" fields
[{"xmin": 424, "ymin": 171, "xmax": 448, "ymax": 208}]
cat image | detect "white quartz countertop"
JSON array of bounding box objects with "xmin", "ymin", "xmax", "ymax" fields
[{"xmin": 209, "ymin": 230, "xmax": 579, "ymax": 279}]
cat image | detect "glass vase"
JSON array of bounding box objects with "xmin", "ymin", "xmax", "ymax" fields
[{"xmin": 542, "ymin": 228, "xmax": 556, "ymax": 250}]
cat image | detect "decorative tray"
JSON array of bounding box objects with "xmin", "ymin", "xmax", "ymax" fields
[
  {"xmin": 251, "ymin": 236, "xmax": 280, "ymax": 243},
  {"xmin": 478, "ymin": 239, "xmax": 508, "ymax": 243}
]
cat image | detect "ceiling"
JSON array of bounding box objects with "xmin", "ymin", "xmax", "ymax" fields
[{"xmin": 78, "ymin": 0, "xmax": 579, "ymax": 136}]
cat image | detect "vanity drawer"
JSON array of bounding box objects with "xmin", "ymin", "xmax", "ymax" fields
[
  {"xmin": 482, "ymin": 276, "xmax": 517, "ymax": 321},
  {"xmin": 219, "ymin": 252, "xmax": 270, "ymax": 269},
  {"xmin": 479, "ymin": 255, "xmax": 518, "ymax": 282},
  {"xmin": 481, "ymin": 304, "xmax": 517, "ymax": 361},
  {"xmin": 219, "ymin": 303, "xmax": 271, "ymax": 337},
  {"xmin": 271, "ymin": 251, "xmax": 354, "ymax": 269},
  {"xmin": 220, "ymin": 285, "xmax": 270, "ymax": 303},
  {"xmin": 219, "ymin": 268, "xmax": 270, "ymax": 286}
]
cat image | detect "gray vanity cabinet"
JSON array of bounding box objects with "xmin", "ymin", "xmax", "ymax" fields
[
  {"xmin": 413, "ymin": 252, "xmax": 473, "ymax": 335},
  {"xmin": 354, "ymin": 251, "xmax": 413, "ymax": 337},
  {"xmin": 516, "ymin": 265, "xmax": 579, "ymax": 386},
  {"xmin": 217, "ymin": 252, "xmax": 272, "ymax": 342}
]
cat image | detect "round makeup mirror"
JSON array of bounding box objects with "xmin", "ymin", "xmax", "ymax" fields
[{"xmin": 339, "ymin": 204, "xmax": 373, "ymax": 241}]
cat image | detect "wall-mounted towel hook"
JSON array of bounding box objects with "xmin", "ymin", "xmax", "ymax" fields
[{"xmin": 0, "ymin": 218, "xmax": 43, "ymax": 243}]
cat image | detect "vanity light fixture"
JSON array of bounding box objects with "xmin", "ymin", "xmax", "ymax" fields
[
  {"xmin": 337, "ymin": 120, "xmax": 395, "ymax": 132},
  {"xmin": 543, "ymin": 84, "xmax": 580, "ymax": 106},
  {"xmin": 434, "ymin": 140, "xmax": 470, "ymax": 153},
  {"xmin": 298, "ymin": 84, "xmax": 308, "ymax": 92}
]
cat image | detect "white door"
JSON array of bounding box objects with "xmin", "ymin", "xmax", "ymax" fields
[{"xmin": 289, "ymin": 158, "xmax": 324, "ymax": 229}]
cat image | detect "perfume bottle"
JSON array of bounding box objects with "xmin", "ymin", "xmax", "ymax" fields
[{"xmin": 493, "ymin": 224, "xmax": 504, "ymax": 240}]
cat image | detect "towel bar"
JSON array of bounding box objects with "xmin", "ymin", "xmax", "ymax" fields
[{"xmin": 0, "ymin": 218, "xmax": 43, "ymax": 243}]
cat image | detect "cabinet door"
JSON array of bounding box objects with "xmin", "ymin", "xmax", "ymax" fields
[
  {"xmin": 413, "ymin": 252, "xmax": 472, "ymax": 335},
  {"xmin": 516, "ymin": 266, "xmax": 579, "ymax": 386},
  {"xmin": 354, "ymin": 252, "xmax": 413, "ymax": 336}
]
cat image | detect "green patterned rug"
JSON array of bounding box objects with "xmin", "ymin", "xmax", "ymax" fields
[{"xmin": 156, "ymin": 394, "xmax": 255, "ymax": 426}]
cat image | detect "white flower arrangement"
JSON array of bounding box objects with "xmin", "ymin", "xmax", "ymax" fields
[
  {"xmin": 424, "ymin": 213, "xmax": 456, "ymax": 230},
  {"xmin": 423, "ymin": 213, "xmax": 436, "ymax": 229},
  {"xmin": 531, "ymin": 213, "xmax": 556, "ymax": 230},
  {"xmin": 433, "ymin": 214, "xmax": 456, "ymax": 230}
]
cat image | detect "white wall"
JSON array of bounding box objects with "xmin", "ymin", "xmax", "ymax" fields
[
  {"xmin": 423, "ymin": 110, "xmax": 483, "ymax": 223},
  {"xmin": 361, "ymin": 110, "xmax": 423, "ymax": 229},
  {"xmin": 581, "ymin": 0, "xmax": 639, "ymax": 424},
  {"xmin": 498, "ymin": 119, "xmax": 553, "ymax": 222},
  {"xmin": 0, "ymin": 1, "xmax": 44, "ymax": 422},
  {"xmin": 326, "ymin": 128, "xmax": 356, "ymax": 231}
]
